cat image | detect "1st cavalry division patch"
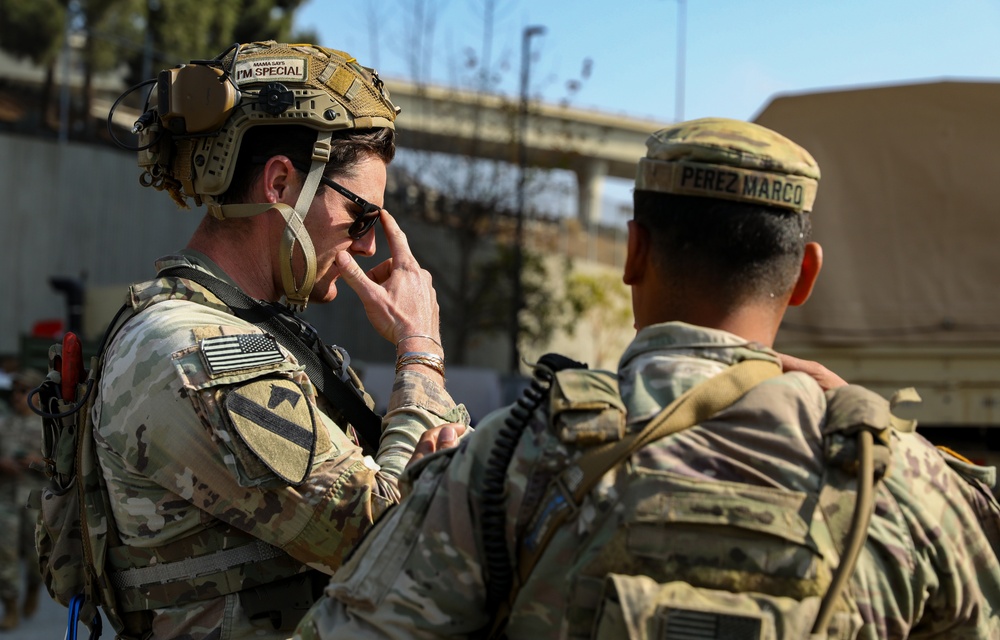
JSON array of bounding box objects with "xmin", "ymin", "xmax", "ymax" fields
[{"xmin": 225, "ymin": 378, "xmax": 317, "ymax": 484}]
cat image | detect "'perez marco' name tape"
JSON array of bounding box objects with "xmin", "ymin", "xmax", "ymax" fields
[
  {"xmin": 636, "ymin": 158, "xmax": 818, "ymax": 213},
  {"xmin": 233, "ymin": 57, "xmax": 308, "ymax": 85}
]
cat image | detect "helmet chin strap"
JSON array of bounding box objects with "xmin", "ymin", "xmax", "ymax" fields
[{"xmin": 207, "ymin": 131, "xmax": 334, "ymax": 312}]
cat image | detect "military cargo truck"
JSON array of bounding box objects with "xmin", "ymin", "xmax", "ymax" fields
[{"xmin": 756, "ymin": 81, "xmax": 1000, "ymax": 461}]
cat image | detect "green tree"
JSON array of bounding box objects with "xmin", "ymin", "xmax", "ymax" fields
[
  {"xmin": 80, "ymin": 0, "xmax": 145, "ymax": 136},
  {"xmin": 564, "ymin": 271, "xmax": 632, "ymax": 367},
  {"xmin": 0, "ymin": 0, "xmax": 66, "ymax": 66},
  {"xmin": 0, "ymin": 0, "xmax": 315, "ymax": 138},
  {"xmin": 231, "ymin": 0, "xmax": 314, "ymax": 45},
  {"xmin": 126, "ymin": 0, "xmax": 315, "ymax": 86},
  {"xmin": 0, "ymin": 0, "xmax": 66, "ymax": 127}
]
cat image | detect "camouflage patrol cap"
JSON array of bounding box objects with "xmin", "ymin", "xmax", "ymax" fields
[{"xmin": 635, "ymin": 117, "xmax": 820, "ymax": 213}]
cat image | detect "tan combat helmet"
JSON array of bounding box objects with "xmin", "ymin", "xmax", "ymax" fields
[
  {"xmin": 113, "ymin": 41, "xmax": 399, "ymax": 310},
  {"xmin": 636, "ymin": 117, "xmax": 820, "ymax": 213}
]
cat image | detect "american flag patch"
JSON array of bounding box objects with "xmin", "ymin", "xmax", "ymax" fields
[{"xmin": 201, "ymin": 333, "xmax": 284, "ymax": 375}]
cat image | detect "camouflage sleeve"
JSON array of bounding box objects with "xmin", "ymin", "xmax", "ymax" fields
[
  {"xmin": 94, "ymin": 301, "xmax": 455, "ymax": 575},
  {"xmin": 293, "ymin": 406, "xmax": 516, "ymax": 639},
  {"xmin": 375, "ymin": 370, "xmax": 470, "ymax": 479},
  {"xmin": 854, "ymin": 431, "xmax": 1000, "ymax": 638}
]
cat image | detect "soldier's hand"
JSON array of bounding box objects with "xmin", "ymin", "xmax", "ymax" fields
[
  {"xmin": 777, "ymin": 353, "xmax": 848, "ymax": 390},
  {"xmin": 406, "ymin": 423, "xmax": 468, "ymax": 471},
  {"xmin": 334, "ymin": 210, "xmax": 442, "ymax": 348}
]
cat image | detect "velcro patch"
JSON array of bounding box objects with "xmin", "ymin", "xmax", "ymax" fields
[
  {"xmin": 201, "ymin": 333, "xmax": 284, "ymax": 376},
  {"xmin": 233, "ymin": 57, "xmax": 308, "ymax": 85},
  {"xmin": 225, "ymin": 379, "xmax": 316, "ymax": 484}
]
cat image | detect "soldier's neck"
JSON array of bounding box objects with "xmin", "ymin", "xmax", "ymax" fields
[
  {"xmin": 642, "ymin": 302, "xmax": 785, "ymax": 348},
  {"xmin": 186, "ymin": 220, "xmax": 279, "ymax": 302}
]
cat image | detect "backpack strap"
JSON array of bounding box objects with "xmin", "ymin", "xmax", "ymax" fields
[
  {"xmin": 813, "ymin": 385, "xmax": 893, "ymax": 635},
  {"xmin": 485, "ymin": 358, "xmax": 781, "ymax": 638},
  {"xmin": 159, "ymin": 265, "xmax": 383, "ymax": 454}
]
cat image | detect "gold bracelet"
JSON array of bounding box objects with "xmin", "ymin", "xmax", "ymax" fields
[
  {"xmin": 395, "ymin": 351, "xmax": 445, "ymax": 376},
  {"xmin": 395, "ymin": 334, "xmax": 443, "ymax": 350}
]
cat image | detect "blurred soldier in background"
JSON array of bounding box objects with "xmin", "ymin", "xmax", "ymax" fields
[
  {"xmin": 294, "ymin": 118, "xmax": 1000, "ymax": 639},
  {"xmin": 39, "ymin": 41, "xmax": 466, "ymax": 640},
  {"xmin": 0, "ymin": 369, "xmax": 45, "ymax": 631}
]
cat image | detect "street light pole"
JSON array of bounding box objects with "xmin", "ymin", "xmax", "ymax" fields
[{"xmin": 510, "ymin": 25, "xmax": 546, "ymax": 374}]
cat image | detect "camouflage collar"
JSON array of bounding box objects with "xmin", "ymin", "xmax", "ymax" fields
[
  {"xmin": 128, "ymin": 253, "xmax": 239, "ymax": 315},
  {"xmin": 617, "ymin": 322, "xmax": 779, "ymax": 426},
  {"xmin": 620, "ymin": 322, "xmax": 777, "ymax": 370}
]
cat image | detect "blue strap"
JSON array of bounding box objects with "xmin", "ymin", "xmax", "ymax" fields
[
  {"xmin": 67, "ymin": 594, "xmax": 103, "ymax": 640},
  {"xmin": 67, "ymin": 594, "xmax": 81, "ymax": 640}
]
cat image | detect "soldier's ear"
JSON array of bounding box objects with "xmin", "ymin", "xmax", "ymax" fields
[
  {"xmin": 260, "ymin": 155, "xmax": 298, "ymax": 204},
  {"xmin": 623, "ymin": 220, "xmax": 649, "ymax": 286},
  {"xmin": 789, "ymin": 242, "xmax": 823, "ymax": 307}
]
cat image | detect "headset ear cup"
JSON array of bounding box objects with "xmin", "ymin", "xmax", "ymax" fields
[{"xmin": 159, "ymin": 65, "xmax": 239, "ymax": 134}]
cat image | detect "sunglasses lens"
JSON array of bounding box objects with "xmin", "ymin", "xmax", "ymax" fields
[{"xmin": 349, "ymin": 211, "xmax": 380, "ymax": 239}]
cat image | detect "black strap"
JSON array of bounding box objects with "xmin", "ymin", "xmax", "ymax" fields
[{"xmin": 161, "ymin": 266, "xmax": 383, "ymax": 454}]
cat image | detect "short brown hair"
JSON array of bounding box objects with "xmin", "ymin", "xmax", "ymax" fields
[{"xmin": 219, "ymin": 125, "xmax": 396, "ymax": 205}]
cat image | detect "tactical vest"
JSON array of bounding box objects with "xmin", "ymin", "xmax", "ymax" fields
[
  {"xmin": 35, "ymin": 271, "xmax": 373, "ymax": 639},
  {"xmin": 482, "ymin": 355, "xmax": 897, "ymax": 640}
]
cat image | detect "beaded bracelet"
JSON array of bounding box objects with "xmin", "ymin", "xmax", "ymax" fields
[{"xmin": 395, "ymin": 351, "xmax": 445, "ymax": 376}]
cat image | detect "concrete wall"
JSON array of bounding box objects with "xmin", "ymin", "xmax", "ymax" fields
[{"xmin": 0, "ymin": 133, "xmax": 199, "ymax": 352}]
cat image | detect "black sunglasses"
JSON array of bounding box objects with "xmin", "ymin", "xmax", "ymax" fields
[{"xmin": 316, "ymin": 174, "xmax": 382, "ymax": 240}]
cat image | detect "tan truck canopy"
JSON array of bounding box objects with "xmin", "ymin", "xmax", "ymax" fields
[{"xmin": 754, "ymin": 81, "xmax": 1000, "ymax": 346}]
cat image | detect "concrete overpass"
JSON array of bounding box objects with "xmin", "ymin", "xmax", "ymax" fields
[{"xmin": 386, "ymin": 80, "xmax": 671, "ymax": 225}]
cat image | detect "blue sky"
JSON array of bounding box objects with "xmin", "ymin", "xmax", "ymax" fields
[
  {"xmin": 297, "ymin": 0, "xmax": 1000, "ymax": 121},
  {"xmin": 295, "ymin": 0, "xmax": 1000, "ymax": 221}
]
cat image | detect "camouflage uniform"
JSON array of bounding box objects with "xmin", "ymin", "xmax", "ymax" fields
[
  {"xmin": 93, "ymin": 251, "xmax": 467, "ymax": 639},
  {"xmin": 294, "ymin": 323, "xmax": 1000, "ymax": 638}
]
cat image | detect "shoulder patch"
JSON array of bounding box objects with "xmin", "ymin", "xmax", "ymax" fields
[
  {"xmin": 201, "ymin": 333, "xmax": 285, "ymax": 376},
  {"xmin": 224, "ymin": 378, "xmax": 317, "ymax": 484}
]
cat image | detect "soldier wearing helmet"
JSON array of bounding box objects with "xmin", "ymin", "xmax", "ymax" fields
[
  {"xmin": 294, "ymin": 118, "xmax": 1000, "ymax": 639},
  {"xmin": 85, "ymin": 41, "xmax": 467, "ymax": 639}
]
